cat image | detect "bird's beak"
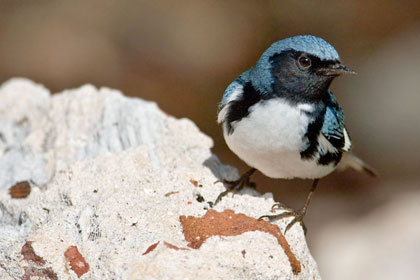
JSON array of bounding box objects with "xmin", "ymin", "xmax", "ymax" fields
[{"xmin": 319, "ymin": 63, "xmax": 357, "ymax": 77}]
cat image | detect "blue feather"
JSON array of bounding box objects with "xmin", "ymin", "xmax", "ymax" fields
[
  {"xmin": 321, "ymin": 91, "xmax": 348, "ymax": 150},
  {"xmin": 221, "ymin": 35, "xmax": 341, "ymax": 99},
  {"xmin": 219, "ymin": 70, "xmax": 252, "ymax": 109},
  {"xmin": 251, "ymin": 35, "xmax": 340, "ymax": 94}
]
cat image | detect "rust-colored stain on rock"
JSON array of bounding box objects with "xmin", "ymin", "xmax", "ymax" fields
[
  {"xmin": 179, "ymin": 209, "xmax": 301, "ymax": 275},
  {"xmin": 163, "ymin": 241, "xmax": 189, "ymax": 251},
  {"xmin": 21, "ymin": 267, "xmax": 58, "ymax": 280},
  {"xmin": 142, "ymin": 241, "xmax": 160, "ymax": 255},
  {"xmin": 21, "ymin": 241, "xmax": 58, "ymax": 280},
  {"xmin": 189, "ymin": 179, "xmax": 198, "ymax": 187},
  {"xmin": 64, "ymin": 246, "xmax": 89, "ymax": 278},
  {"xmin": 21, "ymin": 241, "xmax": 46, "ymax": 266},
  {"xmin": 9, "ymin": 181, "xmax": 31, "ymax": 199}
]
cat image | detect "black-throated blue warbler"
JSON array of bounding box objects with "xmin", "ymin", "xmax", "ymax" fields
[{"xmin": 216, "ymin": 35, "xmax": 375, "ymax": 234}]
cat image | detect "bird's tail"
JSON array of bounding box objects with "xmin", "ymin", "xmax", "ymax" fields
[{"xmin": 337, "ymin": 152, "xmax": 378, "ymax": 177}]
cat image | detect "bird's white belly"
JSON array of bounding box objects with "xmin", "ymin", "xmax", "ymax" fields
[{"xmin": 223, "ymin": 99, "xmax": 335, "ymax": 179}]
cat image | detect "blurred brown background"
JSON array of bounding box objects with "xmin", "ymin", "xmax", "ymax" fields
[{"xmin": 1, "ymin": 1, "xmax": 419, "ymax": 278}]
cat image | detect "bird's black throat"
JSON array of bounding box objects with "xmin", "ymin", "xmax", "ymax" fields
[{"xmin": 269, "ymin": 50, "xmax": 335, "ymax": 104}]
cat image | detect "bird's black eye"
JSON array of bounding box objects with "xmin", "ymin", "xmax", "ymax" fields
[{"xmin": 298, "ymin": 55, "xmax": 311, "ymax": 68}]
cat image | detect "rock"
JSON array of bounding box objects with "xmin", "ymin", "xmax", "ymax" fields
[{"xmin": 0, "ymin": 78, "xmax": 320, "ymax": 279}]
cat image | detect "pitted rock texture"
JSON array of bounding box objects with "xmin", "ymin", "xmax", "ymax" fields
[{"xmin": 0, "ymin": 79, "xmax": 320, "ymax": 280}]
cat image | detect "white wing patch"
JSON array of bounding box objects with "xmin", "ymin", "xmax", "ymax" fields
[
  {"xmin": 217, "ymin": 84, "xmax": 243, "ymax": 124},
  {"xmin": 342, "ymin": 128, "xmax": 351, "ymax": 151},
  {"xmin": 217, "ymin": 106, "xmax": 229, "ymax": 124},
  {"xmin": 297, "ymin": 103, "xmax": 314, "ymax": 113},
  {"xmin": 317, "ymin": 134, "xmax": 339, "ymax": 156}
]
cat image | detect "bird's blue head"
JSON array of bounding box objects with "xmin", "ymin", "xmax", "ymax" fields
[{"xmin": 247, "ymin": 35, "xmax": 354, "ymax": 102}]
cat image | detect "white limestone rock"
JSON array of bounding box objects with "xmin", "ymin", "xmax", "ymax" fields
[{"xmin": 0, "ymin": 78, "xmax": 320, "ymax": 280}]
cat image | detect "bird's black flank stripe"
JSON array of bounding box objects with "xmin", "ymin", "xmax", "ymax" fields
[
  {"xmin": 225, "ymin": 82, "xmax": 263, "ymax": 135},
  {"xmin": 300, "ymin": 104, "xmax": 325, "ymax": 160}
]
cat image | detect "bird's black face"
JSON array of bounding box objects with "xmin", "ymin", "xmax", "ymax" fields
[{"xmin": 269, "ymin": 50, "xmax": 354, "ymax": 103}]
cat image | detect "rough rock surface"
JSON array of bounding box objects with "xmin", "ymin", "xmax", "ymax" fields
[{"xmin": 0, "ymin": 78, "xmax": 320, "ymax": 279}]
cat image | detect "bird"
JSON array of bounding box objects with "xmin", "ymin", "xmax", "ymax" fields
[{"xmin": 215, "ymin": 35, "xmax": 376, "ymax": 234}]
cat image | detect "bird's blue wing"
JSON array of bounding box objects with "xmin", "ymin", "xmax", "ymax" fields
[
  {"xmin": 219, "ymin": 81, "xmax": 241, "ymax": 110},
  {"xmin": 219, "ymin": 70, "xmax": 251, "ymax": 110},
  {"xmin": 322, "ymin": 91, "xmax": 351, "ymax": 151}
]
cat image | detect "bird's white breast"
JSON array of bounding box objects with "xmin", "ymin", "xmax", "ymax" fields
[{"xmin": 222, "ymin": 98, "xmax": 336, "ymax": 179}]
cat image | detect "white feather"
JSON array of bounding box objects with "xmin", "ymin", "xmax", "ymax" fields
[
  {"xmin": 223, "ymin": 98, "xmax": 336, "ymax": 179},
  {"xmin": 343, "ymin": 128, "xmax": 351, "ymax": 151},
  {"xmin": 217, "ymin": 84, "xmax": 243, "ymax": 124},
  {"xmin": 317, "ymin": 134, "xmax": 339, "ymax": 155},
  {"xmin": 297, "ymin": 103, "xmax": 314, "ymax": 113}
]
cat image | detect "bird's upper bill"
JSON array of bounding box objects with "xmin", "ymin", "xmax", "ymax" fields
[{"xmin": 317, "ymin": 63, "xmax": 357, "ymax": 77}]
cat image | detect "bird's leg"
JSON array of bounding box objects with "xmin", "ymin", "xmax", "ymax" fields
[
  {"xmin": 259, "ymin": 179, "xmax": 320, "ymax": 235},
  {"xmin": 213, "ymin": 168, "xmax": 256, "ymax": 206}
]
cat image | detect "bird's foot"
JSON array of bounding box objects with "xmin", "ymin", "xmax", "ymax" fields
[
  {"xmin": 212, "ymin": 168, "xmax": 256, "ymax": 206},
  {"xmin": 259, "ymin": 204, "xmax": 307, "ymax": 235},
  {"xmin": 259, "ymin": 179, "xmax": 320, "ymax": 235}
]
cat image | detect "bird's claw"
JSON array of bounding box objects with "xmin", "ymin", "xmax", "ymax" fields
[
  {"xmin": 213, "ymin": 179, "xmax": 244, "ymax": 205},
  {"xmin": 271, "ymin": 202, "xmax": 294, "ymax": 212},
  {"xmin": 284, "ymin": 211, "xmax": 307, "ymax": 235},
  {"xmin": 212, "ymin": 168, "xmax": 256, "ymax": 206},
  {"xmin": 214, "ymin": 179, "xmax": 240, "ymax": 185},
  {"xmin": 259, "ymin": 208, "xmax": 307, "ymax": 235}
]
